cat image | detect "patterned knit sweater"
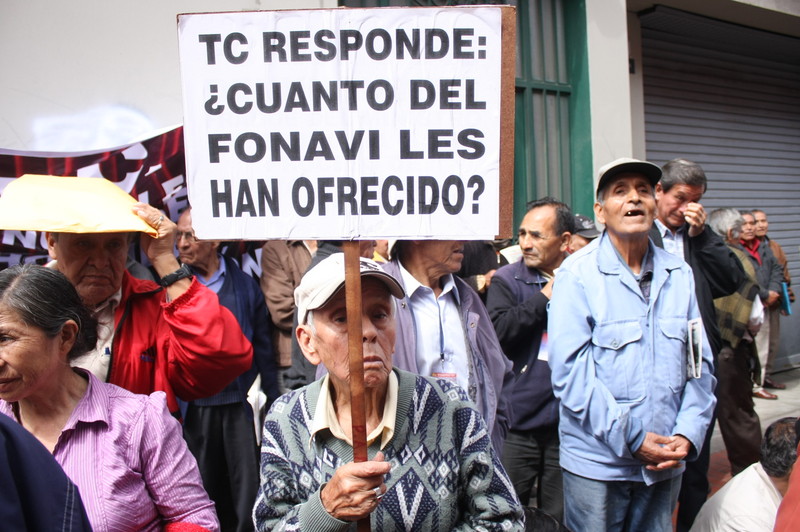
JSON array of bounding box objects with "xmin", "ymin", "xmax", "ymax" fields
[
  {"xmin": 715, "ymin": 246, "xmax": 761, "ymax": 348},
  {"xmin": 253, "ymin": 369, "xmax": 524, "ymax": 531}
]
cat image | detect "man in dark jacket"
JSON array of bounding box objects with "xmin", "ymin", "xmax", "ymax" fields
[
  {"xmin": 177, "ymin": 208, "xmax": 280, "ymax": 532},
  {"xmin": 649, "ymin": 158, "xmax": 745, "ymax": 531},
  {"xmin": 0, "ymin": 414, "xmax": 93, "ymax": 531},
  {"xmin": 486, "ymin": 197, "xmax": 574, "ymax": 521},
  {"xmin": 740, "ymin": 210, "xmax": 785, "ymax": 398}
]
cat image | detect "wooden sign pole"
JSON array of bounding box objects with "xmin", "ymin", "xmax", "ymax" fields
[{"xmin": 343, "ymin": 241, "xmax": 371, "ymax": 531}]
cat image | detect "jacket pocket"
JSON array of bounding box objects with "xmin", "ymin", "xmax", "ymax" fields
[
  {"xmin": 658, "ymin": 317, "xmax": 688, "ymax": 393},
  {"xmin": 592, "ymin": 320, "xmax": 645, "ymax": 403}
]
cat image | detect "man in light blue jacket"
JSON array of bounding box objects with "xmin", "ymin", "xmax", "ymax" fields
[{"xmin": 548, "ymin": 158, "xmax": 717, "ymax": 532}]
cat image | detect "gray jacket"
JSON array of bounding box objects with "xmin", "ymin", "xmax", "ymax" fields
[{"xmin": 382, "ymin": 259, "xmax": 514, "ymax": 454}]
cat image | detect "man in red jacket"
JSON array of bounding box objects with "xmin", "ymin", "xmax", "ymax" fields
[
  {"xmin": 46, "ymin": 201, "xmax": 253, "ymax": 416},
  {"xmin": 771, "ymin": 418, "xmax": 800, "ymax": 532}
]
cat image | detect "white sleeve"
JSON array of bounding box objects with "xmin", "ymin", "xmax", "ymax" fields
[{"xmin": 748, "ymin": 294, "xmax": 764, "ymax": 331}]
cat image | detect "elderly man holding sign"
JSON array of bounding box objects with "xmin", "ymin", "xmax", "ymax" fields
[{"xmin": 253, "ymin": 254, "xmax": 523, "ymax": 531}]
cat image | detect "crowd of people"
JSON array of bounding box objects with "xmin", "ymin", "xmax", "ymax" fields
[{"xmin": 0, "ymin": 156, "xmax": 796, "ymax": 532}]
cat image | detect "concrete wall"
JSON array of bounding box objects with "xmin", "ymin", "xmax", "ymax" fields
[
  {"xmin": 625, "ymin": 0, "xmax": 800, "ymax": 168},
  {"xmin": 626, "ymin": 16, "xmax": 646, "ymax": 160},
  {"xmin": 581, "ymin": 0, "xmax": 800, "ymax": 185},
  {"xmin": 623, "ymin": 0, "xmax": 800, "ymax": 367},
  {"xmin": 0, "ymin": 0, "xmax": 336, "ymax": 151},
  {"xmin": 584, "ymin": 0, "xmax": 635, "ymax": 183}
]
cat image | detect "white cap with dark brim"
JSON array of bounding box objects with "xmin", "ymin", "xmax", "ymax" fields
[
  {"xmin": 294, "ymin": 254, "xmax": 405, "ymax": 325},
  {"xmin": 596, "ymin": 158, "xmax": 662, "ymax": 198}
]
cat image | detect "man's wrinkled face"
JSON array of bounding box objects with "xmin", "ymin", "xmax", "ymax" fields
[
  {"xmin": 595, "ymin": 175, "xmax": 656, "ymax": 240},
  {"xmin": 176, "ymin": 210, "xmax": 218, "ymax": 277},
  {"xmin": 298, "ymin": 278, "xmax": 396, "ymax": 391},
  {"xmin": 47, "ymin": 233, "xmax": 128, "ymax": 307},
  {"xmin": 655, "ymin": 183, "xmax": 704, "ymax": 231},
  {"xmin": 570, "ymin": 234, "xmax": 593, "ymax": 253},
  {"xmin": 753, "ymin": 211, "xmax": 769, "ymax": 238},
  {"xmin": 412, "ymin": 240, "xmax": 465, "ymax": 277},
  {"xmin": 518, "ymin": 205, "xmax": 569, "ymax": 275},
  {"xmin": 374, "ymin": 240, "xmax": 390, "ymax": 260},
  {"xmin": 741, "ymin": 213, "xmax": 756, "ymax": 242},
  {"xmin": 359, "ymin": 240, "xmax": 377, "ymax": 259}
]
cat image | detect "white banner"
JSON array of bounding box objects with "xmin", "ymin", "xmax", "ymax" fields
[{"xmin": 178, "ymin": 7, "xmax": 503, "ymax": 240}]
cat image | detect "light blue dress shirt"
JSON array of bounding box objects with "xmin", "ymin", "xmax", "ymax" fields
[{"xmin": 398, "ymin": 263, "xmax": 471, "ymax": 396}]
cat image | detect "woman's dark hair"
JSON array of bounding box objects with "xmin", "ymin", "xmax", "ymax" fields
[{"xmin": 0, "ymin": 264, "xmax": 98, "ymax": 360}]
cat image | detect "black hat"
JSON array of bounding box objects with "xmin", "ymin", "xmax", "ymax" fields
[{"xmin": 573, "ymin": 214, "xmax": 600, "ymax": 239}]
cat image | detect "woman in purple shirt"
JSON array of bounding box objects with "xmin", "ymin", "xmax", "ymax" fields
[{"xmin": 0, "ymin": 264, "xmax": 219, "ymax": 532}]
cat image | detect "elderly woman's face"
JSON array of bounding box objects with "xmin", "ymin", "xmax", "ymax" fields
[
  {"xmin": 303, "ymin": 278, "xmax": 396, "ymax": 390},
  {"xmin": 0, "ymin": 305, "xmax": 69, "ymax": 403}
]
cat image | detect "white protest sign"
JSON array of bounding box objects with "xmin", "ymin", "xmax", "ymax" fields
[{"xmin": 178, "ymin": 7, "xmax": 506, "ymax": 240}]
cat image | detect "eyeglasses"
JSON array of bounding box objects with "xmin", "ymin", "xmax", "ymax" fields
[{"xmin": 176, "ymin": 231, "xmax": 198, "ymax": 243}]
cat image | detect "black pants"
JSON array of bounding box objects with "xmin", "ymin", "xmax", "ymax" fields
[
  {"xmin": 716, "ymin": 342, "xmax": 762, "ymax": 473},
  {"xmin": 676, "ymin": 341, "xmax": 762, "ymax": 531},
  {"xmin": 501, "ymin": 428, "xmax": 564, "ymax": 522},
  {"xmin": 676, "ymin": 419, "xmax": 713, "ymax": 532},
  {"xmin": 184, "ymin": 402, "xmax": 259, "ymax": 532}
]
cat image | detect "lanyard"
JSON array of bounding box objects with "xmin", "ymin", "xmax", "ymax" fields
[{"xmin": 439, "ymin": 303, "xmax": 446, "ymax": 370}]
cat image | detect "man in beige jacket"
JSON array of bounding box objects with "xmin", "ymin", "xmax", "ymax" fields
[{"xmin": 260, "ymin": 240, "xmax": 316, "ymax": 393}]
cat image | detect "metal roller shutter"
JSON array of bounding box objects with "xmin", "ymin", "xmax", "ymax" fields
[{"xmin": 639, "ymin": 6, "xmax": 800, "ymax": 365}]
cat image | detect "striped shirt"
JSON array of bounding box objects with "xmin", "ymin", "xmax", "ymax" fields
[{"xmin": 1, "ymin": 370, "xmax": 218, "ymax": 532}]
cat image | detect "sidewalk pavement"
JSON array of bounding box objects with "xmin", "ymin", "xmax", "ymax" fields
[{"xmin": 707, "ymin": 366, "xmax": 800, "ymax": 495}]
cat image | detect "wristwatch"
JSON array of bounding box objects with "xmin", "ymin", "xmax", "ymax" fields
[{"xmin": 160, "ymin": 264, "xmax": 193, "ymax": 287}]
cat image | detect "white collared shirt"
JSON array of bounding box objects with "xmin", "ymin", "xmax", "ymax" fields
[
  {"xmin": 655, "ymin": 218, "xmax": 686, "ymax": 260},
  {"xmin": 308, "ymin": 372, "xmax": 398, "ymax": 449},
  {"xmin": 46, "ymin": 259, "xmax": 121, "ymax": 382},
  {"xmin": 398, "ymin": 263, "xmax": 471, "ymax": 395},
  {"xmin": 72, "ymin": 288, "xmax": 122, "ymax": 382},
  {"xmin": 690, "ymin": 462, "xmax": 781, "ymax": 532}
]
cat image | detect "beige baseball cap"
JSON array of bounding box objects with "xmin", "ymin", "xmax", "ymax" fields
[
  {"xmin": 596, "ymin": 158, "xmax": 662, "ymax": 198},
  {"xmin": 294, "ymin": 253, "xmax": 405, "ymax": 325}
]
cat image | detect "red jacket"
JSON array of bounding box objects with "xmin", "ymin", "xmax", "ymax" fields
[
  {"xmin": 110, "ymin": 272, "xmax": 253, "ymax": 415},
  {"xmin": 774, "ymin": 440, "xmax": 800, "ymax": 531}
]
